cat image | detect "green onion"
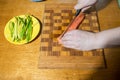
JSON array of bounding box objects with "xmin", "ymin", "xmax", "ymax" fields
[
  {"xmin": 26, "ymin": 16, "xmax": 33, "ymax": 42},
  {"xmin": 8, "ymin": 15, "xmax": 33, "ymax": 42}
]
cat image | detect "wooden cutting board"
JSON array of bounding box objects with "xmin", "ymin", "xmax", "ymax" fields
[{"xmin": 38, "ymin": 3, "xmax": 106, "ymax": 69}]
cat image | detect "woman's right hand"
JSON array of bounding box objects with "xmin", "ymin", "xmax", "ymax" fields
[{"xmin": 74, "ymin": 0, "xmax": 97, "ymax": 12}]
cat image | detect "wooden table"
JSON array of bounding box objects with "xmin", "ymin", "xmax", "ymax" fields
[{"xmin": 0, "ymin": 0, "xmax": 120, "ymax": 80}]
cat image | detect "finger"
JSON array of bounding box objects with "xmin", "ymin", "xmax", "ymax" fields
[
  {"xmin": 61, "ymin": 37, "xmax": 73, "ymax": 45},
  {"xmin": 61, "ymin": 32, "xmax": 73, "ymax": 41},
  {"xmin": 61, "ymin": 40, "xmax": 73, "ymax": 46},
  {"xmin": 62, "ymin": 30, "xmax": 81, "ymax": 41},
  {"xmin": 62, "ymin": 42, "xmax": 81, "ymax": 50},
  {"xmin": 61, "ymin": 39, "xmax": 84, "ymax": 50},
  {"xmin": 62, "ymin": 42, "xmax": 76, "ymax": 48},
  {"xmin": 58, "ymin": 30, "xmax": 75, "ymax": 43},
  {"xmin": 63, "ymin": 45, "xmax": 76, "ymax": 49},
  {"xmin": 63, "ymin": 30, "xmax": 79, "ymax": 37},
  {"xmin": 81, "ymin": 6, "xmax": 91, "ymax": 12},
  {"xmin": 61, "ymin": 35, "xmax": 72, "ymax": 41},
  {"xmin": 61, "ymin": 40, "xmax": 79, "ymax": 48}
]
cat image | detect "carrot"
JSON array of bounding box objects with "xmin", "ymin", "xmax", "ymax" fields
[{"xmin": 57, "ymin": 12, "xmax": 85, "ymax": 42}]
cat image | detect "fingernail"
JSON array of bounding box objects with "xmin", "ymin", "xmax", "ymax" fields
[{"xmin": 57, "ymin": 38, "xmax": 62, "ymax": 44}]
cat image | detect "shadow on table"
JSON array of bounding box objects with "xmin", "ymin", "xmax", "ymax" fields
[{"xmin": 91, "ymin": 47, "xmax": 120, "ymax": 80}]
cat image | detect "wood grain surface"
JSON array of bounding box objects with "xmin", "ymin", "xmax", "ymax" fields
[{"xmin": 38, "ymin": 4, "xmax": 105, "ymax": 69}]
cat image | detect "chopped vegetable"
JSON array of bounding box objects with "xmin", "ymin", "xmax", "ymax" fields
[
  {"xmin": 26, "ymin": 16, "xmax": 33, "ymax": 42},
  {"xmin": 9, "ymin": 21, "xmax": 14, "ymax": 38},
  {"xmin": 8, "ymin": 15, "xmax": 33, "ymax": 42}
]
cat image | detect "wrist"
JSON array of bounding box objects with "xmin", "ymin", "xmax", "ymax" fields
[
  {"xmin": 94, "ymin": 32, "xmax": 107, "ymax": 49},
  {"xmin": 95, "ymin": 27, "xmax": 120, "ymax": 48}
]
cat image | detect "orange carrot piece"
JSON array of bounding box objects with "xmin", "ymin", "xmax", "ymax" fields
[{"xmin": 57, "ymin": 12, "xmax": 85, "ymax": 41}]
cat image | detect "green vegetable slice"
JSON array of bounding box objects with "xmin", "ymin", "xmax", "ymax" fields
[{"xmin": 8, "ymin": 15, "xmax": 33, "ymax": 42}]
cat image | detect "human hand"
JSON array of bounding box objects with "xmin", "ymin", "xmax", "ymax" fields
[
  {"xmin": 60, "ymin": 27, "xmax": 120, "ymax": 51},
  {"xmin": 60, "ymin": 30, "xmax": 97, "ymax": 51},
  {"xmin": 74, "ymin": 0, "xmax": 97, "ymax": 12}
]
